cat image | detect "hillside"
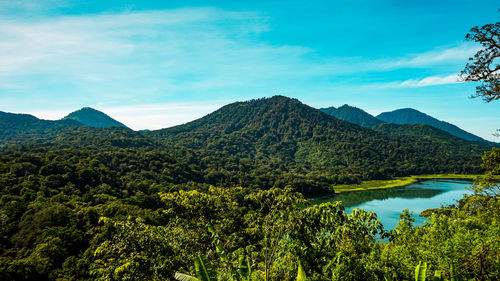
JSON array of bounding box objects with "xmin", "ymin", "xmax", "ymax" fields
[
  {"xmin": 376, "ymin": 108, "xmax": 485, "ymax": 142},
  {"xmin": 152, "ymin": 96, "xmax": 488, "ymax": 188},
  {"xmin": 372, "ymin": 123, "xmax": 465, "ymax": 142},
  {"xmin": 320, "ymin": 104, "xmax": 383, "ymax": 127},
  {"xmin": 0, "ymin": 111, "xmax": 82, "ymax": 146},
  {"xmin": 62, "ymin": 107, "xmax": 128, "ymax": 128},
  {"xmin": 0, "ymin": 96, "xmax": 493, "ymax": 193}
]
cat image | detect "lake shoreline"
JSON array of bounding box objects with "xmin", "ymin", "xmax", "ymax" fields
[
  {"xmin": 309, "ymin": 174, "xmax": 481, "ymax": 200},
  {"xmin": 312, "ymin": 179, "xmax": 477, "ymax": 230}
]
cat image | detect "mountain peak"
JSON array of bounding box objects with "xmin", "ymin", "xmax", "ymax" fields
[
  {"xmin": 320, "ymin": 104, "xmax": 383, "ymax": 127},
  {"xmin": 156, "ymin": 95, "xmax": 362, "ymax": 142},
  {"xmin": 376, "ymin": 108, "xmax": 485, "ymax": 142},
  {"xmin": 63, "ymin": 107, "xmax": 128, "ymax": 129}
]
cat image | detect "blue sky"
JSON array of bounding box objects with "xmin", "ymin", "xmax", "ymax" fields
[{"xmin": 0, "ymin": 0, "xmax": 498, "ymax": 140}]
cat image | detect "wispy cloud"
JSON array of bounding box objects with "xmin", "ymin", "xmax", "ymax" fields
[
  {"xmin": 0, "ymin": 7, "xmax": 325, "ymax": 106},
  {"xmin": 31, "ymin": 101, "xmax": 227, "ymax": 130},
  {"xmin": 0, "ymin": 8, "xmax": 476, "ymax": 101},
  {"xmin": 0, "ymin": 7, "xmax": 482, "ymax": 131},
  {"xmin": 398, "ymin": 74, "xmax": 461, "ymax": 87},
  {"xmin": 378, "ymin": 44, "xmax": 478, "ymax": 69},
  {"xmin": 372, "ymin": 74, "xmax": 462, "ymax": 89}
]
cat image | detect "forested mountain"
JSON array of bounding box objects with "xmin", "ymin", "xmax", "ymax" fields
[
  {"xmin": 320, "ymin": 105, "xmax": 489, "ymax": 143},
  {"xmin": 62, "ymin": 107, "xmax": 128, "ymax": 128},
  {"xmin": 0, "ymin": 96, "xmax": 493, "ymax": 193},
  {"xmin": 376, "ymin": 108, "xmax": 485, "ymax": 142},
  {"xmin": 152, "ymin": 96, "xmax": 489, "ymax": 185},
  {"xmin": 0, "ymin": 111, "xmax": 82, "ymax": 147},
  {"xmin": 372, "ymin": 123, "xmax": 467, "ymax": 142},
  {"xmin": 0, "ymin": 96, "xmax": 493, "ymax": 188},
  {"xmin": 320, "ymin": 104, "xmax": 383, "ymax": 127}
]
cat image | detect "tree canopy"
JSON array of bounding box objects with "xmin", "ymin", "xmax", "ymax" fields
[{"xmin": 461, "ymin": 21, "xmax": 500, "ymax": 102}]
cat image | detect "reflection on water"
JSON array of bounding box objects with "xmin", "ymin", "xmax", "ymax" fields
[{"xmin": 314, "ymin": 179, "xmax": 473, "ymax": 230}]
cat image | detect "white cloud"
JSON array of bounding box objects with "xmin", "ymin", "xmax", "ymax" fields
[
  {"xmin": 0, "ymin": 8, "xmax": 477, "ymax": 99},
  {"xmin": 30, "ymin": 101, "xmax": 228, "ymax": 130},
  {"xmin": 369, "ymin": 74, "xmax": 462, "ymax": 89},
  {"xmin": 398, "ymin": 74, "xmax": 461, "ymax": 87},
  {"xmin": 381, "ymin": 44, "xmax": 479, "ymax": 69},
  {"xmin": 0, "ymin": 7, "xmax": 326, "ymax": 105},
  {"xmin": 100, "ymin": 102, "xmax": 227, "ymax": 130},
  {"xmin": 0, "ymin": 7, "xmax": 484, "ymax": 134}
]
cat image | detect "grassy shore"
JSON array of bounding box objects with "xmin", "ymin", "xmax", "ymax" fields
[{"xmin": 333, "ymin": 174, "xmax": 487, "ymax": 193}]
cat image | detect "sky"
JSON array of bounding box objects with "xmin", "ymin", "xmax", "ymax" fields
[{"xmin": 0, "ymin": 0, "xmax": 499, "ymax": 140}]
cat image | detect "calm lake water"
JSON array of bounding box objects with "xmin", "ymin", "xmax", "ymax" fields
[{"xmin": 314, "ymin": 179, "xmax": 474, "ymax": 230}]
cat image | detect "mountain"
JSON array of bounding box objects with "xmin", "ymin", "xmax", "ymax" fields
[
  {"xmin": 0, "ymin": 96, "xmax": 492, "ymax": 195},
  {"xmin": 372, "ymin": 123, "xmax": 468, "ymax": 142},
  {"xmin": 0, "ymin": 111, "xmax": 82, "ymax": 141},
  {"xmin": 152, "ymin": 96, "xmax": 488, "ymax": 188},
  {"xmin": 376, "ymin": 108, "xmax": 485, "ymax": 142},
  {"xmin": 320, "ymin": 104, "xmax": 383, "ymax": 127},
  {"xmin": 62, "ymin": 107, "xmax": 128, "ymax": 128}
]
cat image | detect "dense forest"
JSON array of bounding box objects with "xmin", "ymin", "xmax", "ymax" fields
[
  {"xmin": 0, "ymin": 134, "xmax": 498, "ymax": 280},
  {"xmin": 0, "ymin": 97, "xmax": 493, "ymax": 196},
  {"xmin": 0, "ymin": 96, "xmax": 498, "ymax": 280}
]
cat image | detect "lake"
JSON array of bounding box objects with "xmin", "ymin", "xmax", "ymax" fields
[{"xmin": 314, "ymin": 179, "xmax": 474, "ymax": 230}]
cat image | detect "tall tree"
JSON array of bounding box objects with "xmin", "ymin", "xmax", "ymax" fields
[{"xmin": 461, "ymin": 21, "xmax": 499, "ymax": 102}]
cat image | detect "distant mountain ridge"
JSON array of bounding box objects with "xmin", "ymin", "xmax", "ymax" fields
[
  {"xmin": 62, "ymin": 107, "xmax": 128, "ymax": 128},
  {"xmin": 1, "ymin": 102, "xmax": 489, "ymax": 144},
  {"xmin": 320, "ymin": 105, "xmax": 383, "ymax": 127},
  {"xmin": 0, "ymin": 111, "xmax": 82, "ymax": 144},
  {"xmin": 376, "ymin": 108, "xmax": 485, "ymax": 142},
  {"xmin": 319, "ymin": 104, "xmax": 487, "ymax": 143},
  {"xmin": 373, "ymin": 123, "xmax": 464, "ymax": 142}
]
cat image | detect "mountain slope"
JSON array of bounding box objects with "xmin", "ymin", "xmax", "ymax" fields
[
  {"xmin": 0, "ymin": 111, "xmax": 85, "ymax": 150},
  {"xmin": 152, "ymin": 96, "xmax": 489, "ymax": 186},
  {"xmin": 0, "ymin": 111, "xmax": 82, "ymax": 140},
  {"xmin": 320, "ymin": 104, "xmax": 383, "ymax": 127},
  {"xmin": 376, "ymin": 108, "xmax": 485, "ymax": 142},
  {"xmin": 373, "ymin": 123, "xmax": 468, "ymax": 142},
  {"xmin": 62, "ymin": 107, "xmax": 128, "ymax": 128}
]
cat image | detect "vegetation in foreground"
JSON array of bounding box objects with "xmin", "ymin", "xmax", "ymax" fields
[{"xmin": 0, "ymin": 145, "xmax": 498, "ymax": 280}]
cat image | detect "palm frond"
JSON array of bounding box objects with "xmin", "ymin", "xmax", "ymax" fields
[{"xmin": 174, "ymin": 272, "xmax": 200, "ymax": 281}]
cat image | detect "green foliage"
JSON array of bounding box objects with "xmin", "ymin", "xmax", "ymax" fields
[
  {"xmin": 194, "ymin": 255, "xmax": 216, "ymax": 281},
  {"xmin": 238, "ymin": 255, "xmax": 252, "ymax": 280},
  {"xmin": 296, "ymin": 262, "xmax": 307, "ymax": 281},
  {"xmin": 0, "ymin": 96, "xmax": 497, "ymax": 280},
  {"xmin": 414, "ymin": 261, "xmax": 427, "ymax": 281},
  {"xmin": 89, "ymin": 217, "xmax": 176, "ymax": 281},
  {"xmin": 461, "ymin": 21, "xmax": 499, "ymax": 102},
  {"xmin": 174, "ymin": 255, "xmax": 216, "ymax": 281}
]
